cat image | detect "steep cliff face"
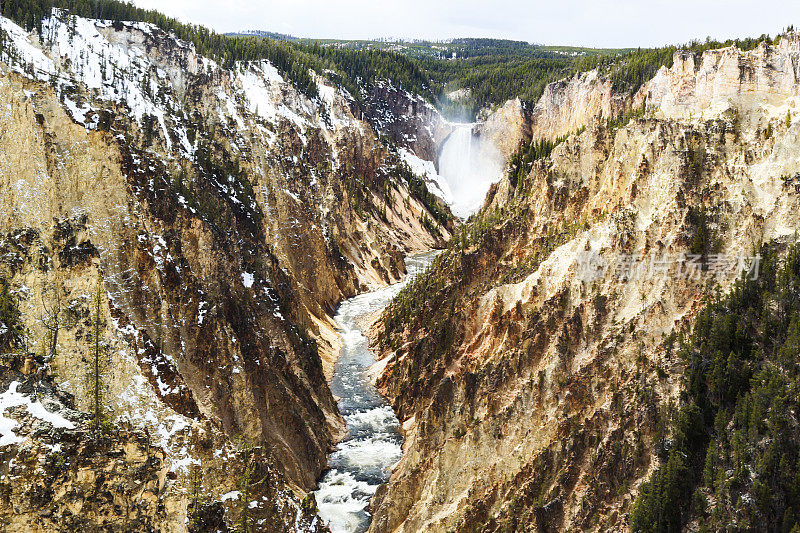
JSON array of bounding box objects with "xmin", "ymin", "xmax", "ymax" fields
[
  {"xmin": 368, "ymin": 35, "xmax": 800, "ymax": 532},
  {"xmin": 0, "ymin": 355, "xmax": 325, "ymax": 532},
  {"xmin": 530, "ymin": 70, "xmax": 630, "ymax": 141},
  {"xmin": 474, "ymin": 98, "xmax": 529, "ymax": 161},
  {"xmin": 0, "ymin": 9, "xmax": 451, "ymax": 531},
  {"xmin": 640, "ymin": 36, "xmax": 800, "ymax": 123},
  {"xmin": 360, "ymin": 81, "xmax": 453, "ymax": 164},
  {"xmin": 0, "ymin": 358, "xmax": 177, "ymax": 531}
]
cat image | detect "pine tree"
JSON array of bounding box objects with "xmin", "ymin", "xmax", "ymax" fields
[
  {"xmin": 237, "ymin": 445, "xmax": 255, "ymax": 533},
  {"xmin": 40, "ymin": 274, "xmax": 76, "ymax": 361},
  {"xmin": 187, "ymin": 462, "xmax": 207, "ymax": 531},
  {"xmin": 0, "ymin": 278, "xmax": 24, "ymax": 354}
]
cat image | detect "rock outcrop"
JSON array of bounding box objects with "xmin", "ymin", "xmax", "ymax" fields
[
  {"xmin": 530, "ymin": 70, "xmax": 630, "ymax": 141},
  {"xmin": 640, "ymin": 38, "xmax": 800, "ymax": 124},
  {"xmin": 474, "ymin": 98, "xmax": 529, "ymax": 161},
  {"xmin": 0, "ymin": 355, "xmax": 325, "ymax": 531},
  {"xmin": 0, "ymin": 8, "xmax": 452, "ymax": 531},
  {"xmin": 368, "ymin": 34, "xmax": 800, "ymax": 532},
  {"xmin": 360, "ymin": 80, "xmax": 453, "ymax": 164}
]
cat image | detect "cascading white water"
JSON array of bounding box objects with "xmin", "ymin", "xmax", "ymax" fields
[
  {"xmin": 313, "ymin": 127, "xmax": 502, "ymax": 531},
  {"xmin": 314, "ymin": 252, "xmax": 437, "ymax": 533},
  {"xmin": 437, "ymin": 124, "xmax": 504, "ymax": 218}
]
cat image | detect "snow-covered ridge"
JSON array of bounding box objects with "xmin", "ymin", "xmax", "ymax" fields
[
  {"xmin": 45, "ymin": 11, "xmax": 184, "ymax": 148},
  {"xmin": 0, "ymin": 9, "xmax": 465, "ymax": 224},
  {"xmin": 0, "ymin": 9, "xmax": 374, "ymax": 157},
  {"xmin": 1, "ymin": 10, "xmax": 203, "ymax": 153}
]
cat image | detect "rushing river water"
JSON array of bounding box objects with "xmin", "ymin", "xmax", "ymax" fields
[{"xmin": 314, "ymin": 252, "xmax": 437, "ymax": 533}]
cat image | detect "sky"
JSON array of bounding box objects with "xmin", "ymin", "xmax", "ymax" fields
[{"xmin": 131, "ymin": 1, "xmax": 800, "ymax": 48}]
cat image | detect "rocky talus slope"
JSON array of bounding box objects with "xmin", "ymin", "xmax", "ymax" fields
[
  {"xmin": 0, "ymin": 9, "xmax": 452, "ymax": 531},
  {"xmin": 369, "ymin": 36, "xmax": 800, "ymax": 532}
]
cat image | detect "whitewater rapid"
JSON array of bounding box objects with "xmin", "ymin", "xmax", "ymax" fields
[{"xmin": 314, "ymin": 252, "xmax": 437, "ymax": 533}]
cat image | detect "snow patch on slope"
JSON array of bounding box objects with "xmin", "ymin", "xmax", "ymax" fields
[
  {"xmin": 398, "ymin": 147, "xmax": 453, "ymax": 203},
  {"xmin": 0, "ymin": 18, "xmax": 57, "ymax": 80},
  {"xmin": 0, "ymin": 381, "xmax": 75, "ymax": 447},
  {"xmin": 41, "ymin": 10, "xmax": 175, "ymax": 148},
  {"xmin": 238, "ymin": 61, "xmax": 310, "ymax": 138}
]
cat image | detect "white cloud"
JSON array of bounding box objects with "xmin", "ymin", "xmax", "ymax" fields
[{"xmin": 131, "ymin": 0, "xmax": 800, "ymax": 47}]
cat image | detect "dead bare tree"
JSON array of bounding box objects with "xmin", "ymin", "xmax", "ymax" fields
[
  {"xmin": 39, "ymin": 272, "xmax": 77, "ymax": 361},
  {"xmin": 89, "ymin": 272, "xmax": 106, "ymax": 430}
]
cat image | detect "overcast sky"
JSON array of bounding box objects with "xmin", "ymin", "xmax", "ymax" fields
[{"xmin": 131, "ymin": 1, "xmax": 799, "ymax": 48}]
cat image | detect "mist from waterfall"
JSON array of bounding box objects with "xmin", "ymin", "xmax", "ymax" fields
[{"xmin": 437, "ymin": 124, "xmax": 504, "ymax": 219}]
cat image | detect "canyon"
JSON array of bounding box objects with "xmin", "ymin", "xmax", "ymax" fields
[
  {"xmin": 368, "ymin": 36, "xmax": 800, "ymax": 532},
  {"xmin": 0, "ymin": 9, "xmax": 456, "ymax": 531},
  {"xmin": 1, "ymin": 5, "xmax": 800, "ymax": 533}
]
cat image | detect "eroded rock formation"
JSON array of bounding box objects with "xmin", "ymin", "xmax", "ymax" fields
[
  {"xmin": 0, "ymin": 9, "xmax": 452, "ymax": 530},
  {"xmin": 368, "ymin": 36, "xmax": 800, "ymax": 532}
]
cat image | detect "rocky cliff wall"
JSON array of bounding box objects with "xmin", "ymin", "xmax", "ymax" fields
[
  {"xmin": 529, "ymin": 69, "xmax": 629, "ymax": 142},
  {"xmin": 0, "ymin": 9, "xmax": 452, "ymax": 531},
  {"xmin": 474, "ymin": 97, "xmax": 529, "ymax": 161},
  {"xmin": 640, "ymin": 37, "xmax": 800, "ymax": 124},
  {"xmin": 368, "ymin": 34, "xmax": 800, "ymax": 532}
]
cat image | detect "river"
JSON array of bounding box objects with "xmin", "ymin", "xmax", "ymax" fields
[{"xmin": 314, "ymin": 251, "xmax": 437, "ymax": 533}]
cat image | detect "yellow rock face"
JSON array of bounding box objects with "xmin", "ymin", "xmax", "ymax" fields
[
  {"xmin": 368, "ymin": 36, "xmax": 800, "ymax": 533},
  {"xmin": 0, "ymin": 10, "xmax": 453, "ymax": 531}
]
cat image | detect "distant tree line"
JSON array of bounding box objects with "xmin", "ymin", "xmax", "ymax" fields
[
  {"xmin": 578, "ymin": 34, "xmax": 777, "ymax": 94},
  {"xmin": 430, "ymin": 32, "xmax": 777, "ymax": 118},
  {"xmin": 0, "ymin": 0, "xmax": 783, "ymax": 119},
  {"xmin": 0, "ymin": 0, "xmax": 435, "ymax": 103},
  {"xmin": 0, "ymin": 0, "xmax": 323, "ymax": 95}
]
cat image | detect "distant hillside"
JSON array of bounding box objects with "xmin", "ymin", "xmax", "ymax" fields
[
  {"xmin": 245, "ymin": 35, "xmax": 630, "ymax": 60},
  {"xmin": 225, "ymin": 29, "xmax": 776, "ymax": 119},
  {"xmin": 219, "ymin": 33, "xmax": 636, "ymax": 117},
  {"xmin": 1, "ymin": 0, "xmax": 775, "ymax": 120},
  {"xmin": 225, "ymin": 29, "xmax": 298, "ymax": 41}
]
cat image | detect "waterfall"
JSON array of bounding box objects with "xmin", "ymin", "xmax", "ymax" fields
[{"xmin": 437, "ymin": 124, "xmax": 504, "ymax": 218}]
